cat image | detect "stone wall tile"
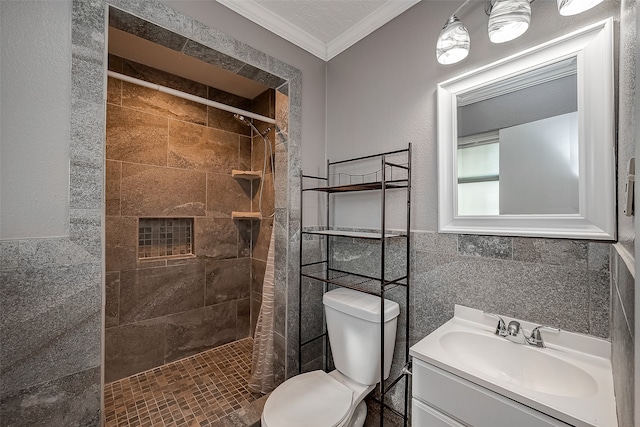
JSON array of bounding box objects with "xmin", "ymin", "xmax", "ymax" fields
[
  {"xmin": 105, "ymin": 216, "xmax": 138, "ymax": 272},
  {"xmin": 0, "ymin": 367, "xmax": 100, "ymax": 427},
  {"xmin": 122, "ymin": 58, "xmax": 208, "ymax": 98},
  {"xmin": 208, "ymin": 107, "xmax": 251, "ymax": 136},
  {"xmin": 70, "ymin": 98, "xmax": 104, "ymax": 168},
  {"xmin": 252, "ymin": 134, "xmax": 275, "ymax": 175},
  {"xmin": 108, "ymin": 7, "xmax": 188, "ymax": 52},
  {"xmin": 18, "ymin": 238, "xmax": 95, "ymax": 268},
  {"xmin": 194, "ymin": 218, "xmax": 238, "ymax": 260},
  {"xmin": 119, "ymin": 262, "xmax": 206, "ymax": 324},
  {"xmin": 71, "ymin": 55, "xmax": 103, "ymax": 105},
  {"xmin": 70, "ymin": 209, "xmax": 102, "ymax": 259},
  {"xmin": 611, "ymin": 284, "xmax": 635, "ymax": 427},
  {"xmin": 616, "ymin": 253, "xmax": 635, "ymax": 336},
  {"xmin": 412, "ymin": 231, "xmax": 457, "ymax": 254},
  {"xmin": 182, "ymin": 40, "xmax": 245, "ymax": 73},
  {"xmin": 104, "ymin": 319, "xmax": 165, "ymax": 383},
  {"xmin": 205, "ymin": 258, "xmax": 251, "ymax": 305},
  {"xmin": 121, "ymin": 163, "xmax": 206, "ymax": 216},
  {"xmin": 121, "ymin": 81, "xmax": 206, "ymax": 125},
  {"xmin": 589, "ymin": 270, "xmax": 611, "ymax": 338},
  {"xmin": 107, "ymin": 76, "xmax": 122, "ymax": 105},
  {"xmin": 1, "ymin": 241, "xmax": 20, "ymax": 270},
  {"xmin": 105, "ymin": 271, "xmax": 120, "ymax": 328},
  {"xmin": 106, "ymin": 104, "xmax": 168, "ymax": 166},
  {"xmin": 105, "ymin": 160, "xmax": 121, "ymax": 216},
  {"xmin": 588, "ymin": 242, "xmax": 611, "ymax": 272},
  {"xmin": 275, "ymin": 90, "xmax": 289, "ymax": 135},
  {"xmin": 70, "ymin": 162, "xmax": 102, "ymax": 210},
  {"xmin": 236, "ymin": 298, "xmax": 251, "ymax": 340},
  {"xmin": 206, "ymin": 174, "xmax": 251, "ymax": 218},
  {"xmin": 458, "ymin": 235, "xmax": 512, "ymax": 259},
  {"xmin": 252, "ymin": 173, "xmax": 275, "ymax": 218},
  {"xmin": 239, "ymin": 136, "xmax": 252, "ymax": 170},
  {"xmin": 164, "ymin": 302, "xmax": 237, "ymax": 363},
  {"xmin": 0, "ymin": 263, "xmax": 101, "ymax": 395},
  {"xmin": 513, "ymin": 238, "xmax": 587, "ymax": 267},
  {"xmin": 168, "ymin": 121, "xmax": 238, "ymax": 174}
]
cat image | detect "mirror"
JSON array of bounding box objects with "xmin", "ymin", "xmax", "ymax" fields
[{"xmin": 437, "ymin": 18, "xmax": 615, "ymax": 240}]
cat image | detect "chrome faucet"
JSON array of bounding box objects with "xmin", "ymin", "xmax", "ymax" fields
[
  {"xmin": 524, "ymin": 325, "xmax": 561, "ymax": 348},
  {"xmin": 484, "ymin": 312, "xmax": 560, "ymax": 348},
  {"xmin": 484, "ymin": 312, "xmax": 507, "ymax": 337}
]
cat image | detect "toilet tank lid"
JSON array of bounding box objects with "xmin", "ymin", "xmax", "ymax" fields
[{"xmin": 323, "ymin": 288, "xmax": 400, "ymax": 323}]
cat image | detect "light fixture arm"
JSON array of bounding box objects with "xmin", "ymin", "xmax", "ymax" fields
[{"xmin": 452, "ymin": 0, "xmax": 473, "ymax": 18}]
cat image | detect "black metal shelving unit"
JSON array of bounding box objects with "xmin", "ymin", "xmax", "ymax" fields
[{"xmin": 299, "ymin": 144, "xmax": 412, "ymax": 427}]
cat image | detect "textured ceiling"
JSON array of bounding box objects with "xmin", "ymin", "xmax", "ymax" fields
[{"xmin": 216, "ymin": 0, "xmax": 421, "ymax": 60}]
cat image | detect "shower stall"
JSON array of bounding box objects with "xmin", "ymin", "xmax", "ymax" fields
[{"xmin": 103, "ymin": 9, "xmax": 282, "ymax": 423}]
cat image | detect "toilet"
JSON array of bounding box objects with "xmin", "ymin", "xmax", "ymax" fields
[{"xmin": 261, "ymin": 287, "xmax": 400, "ymax": 427}]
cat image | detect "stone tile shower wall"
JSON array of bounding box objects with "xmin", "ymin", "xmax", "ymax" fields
[{"xmin": 104, "ymin": 55, "xmax": 275, "ymax": 382}]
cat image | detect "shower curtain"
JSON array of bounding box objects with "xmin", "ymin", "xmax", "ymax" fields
[{"xmin": 248, "ymin": 228, "xmax": 275, "ymax": 393}]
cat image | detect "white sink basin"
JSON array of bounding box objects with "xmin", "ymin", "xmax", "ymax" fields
[
  {"xmin": 410, "ymin": 305, "xmax": 617, "ymax": 427},
  {"xmin": 439, "ymin": 330, "xmax": 598, "ymax": 398}
]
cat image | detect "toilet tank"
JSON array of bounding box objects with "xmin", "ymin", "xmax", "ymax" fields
[{"xmin": 323, "ymin": 288, "xmax": 400, "ymax": 386}]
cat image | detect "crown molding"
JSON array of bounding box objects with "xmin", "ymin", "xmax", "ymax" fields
[
  {"xmin": 216, "ymin": 0, "xmax": 327, "ymax": 59},
  {"xmin": 216, "ymin": 0, "xmax": 420, "ymax": 61},
  {"xmin": 326, "ymin": 0, "xmax": 420, "ymax": 60}
]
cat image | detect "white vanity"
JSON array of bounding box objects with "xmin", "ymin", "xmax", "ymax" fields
[{"xmin": 410, "ymin": 305, "xmax": 617, "ymax": 427}]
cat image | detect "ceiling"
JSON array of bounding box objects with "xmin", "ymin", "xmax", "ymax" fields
[{"xmin": 216, "ymin": 0, "xmax": 421, "ymax": 60}]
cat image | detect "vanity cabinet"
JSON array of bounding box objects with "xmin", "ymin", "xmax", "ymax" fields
[{"xmin": 411, "ymin": 358, "xmax": 571, "ymax": 427}]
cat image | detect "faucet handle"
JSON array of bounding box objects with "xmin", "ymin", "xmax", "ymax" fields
[
  {"xmin": 484, "ymin": 312, "xmax": 507, "ymax": 336},
  {"xmin": 527, "ymin": 325, "xmax": 561, "ymax": 348}
]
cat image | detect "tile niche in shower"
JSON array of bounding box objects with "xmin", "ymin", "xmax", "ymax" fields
[{"xmin": 138, "ymin": 218, "xmax": 193, "ymax": 259}]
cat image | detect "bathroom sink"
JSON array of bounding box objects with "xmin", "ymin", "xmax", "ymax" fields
[
  {"xmin": 410, "ymin": 305, "xmax": 617, "ymax": 427},
  {"xmin": 439, "ymin": 330, "xmax": 598, "ymax": 398}
]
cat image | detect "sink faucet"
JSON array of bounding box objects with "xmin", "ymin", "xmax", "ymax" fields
[
  {"xmin": 484, "ymin": 312, "xmax": 560, "ymax": 347},
  {"xmin": 524, "ymin": 325, "xmax": 561, "ymax": 348},
  {"xmin": 484, "ymin": 312, "xmax": 507, "ymax": 337}
]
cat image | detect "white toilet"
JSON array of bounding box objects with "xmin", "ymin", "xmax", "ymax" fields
[{"xmin": 261, "ymin": 287, "xmax": 400, "ymax": 427}]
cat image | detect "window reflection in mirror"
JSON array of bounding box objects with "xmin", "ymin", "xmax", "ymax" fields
[{"xmin": 456, "ymin": 58, "xmax": 579, "ymax": 216}]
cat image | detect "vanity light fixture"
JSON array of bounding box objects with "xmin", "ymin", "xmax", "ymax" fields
[
  {"xmin": 437, "ymin": 0, "xmax": 603, "ymax": 65},
  {"xmin": 557, "ymin": 0, "xmax": 604, "ymax": 16}
]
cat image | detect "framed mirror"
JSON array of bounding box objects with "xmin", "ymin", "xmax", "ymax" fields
[{"xmin": 437, "ymin": 18, "xmax": 615, "ymax": 240}]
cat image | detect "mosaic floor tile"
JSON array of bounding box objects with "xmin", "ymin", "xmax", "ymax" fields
[{"xmin": 104, "ymin": 338, "xmax": 262, "ymax": 426}]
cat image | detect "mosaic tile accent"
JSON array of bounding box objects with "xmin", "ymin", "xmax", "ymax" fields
[
  {"xmin": 104, "ymin": 338, "xmax": 261, "ymax": 427},
  {"xmin": 138, "ymin": 218, "xmax": 193, "ymax": 259}
]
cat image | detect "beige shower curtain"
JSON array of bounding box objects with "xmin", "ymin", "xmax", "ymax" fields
[{"xmin": 248, "ymin": 228, "xmax": 275, "ymax": 393}]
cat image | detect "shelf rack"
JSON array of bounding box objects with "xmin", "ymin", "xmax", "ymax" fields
[{"xmin": 299, "ymin": 144, "xmax": 411, "ymax": 427}]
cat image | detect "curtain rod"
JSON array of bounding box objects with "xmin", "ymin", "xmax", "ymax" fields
[{"xmin": 107, "ymin": 70, "xmax": 277, "ymax": 125}]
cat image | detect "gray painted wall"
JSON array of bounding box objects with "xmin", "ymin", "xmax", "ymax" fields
[
  {"xmin": 0, "ymin": 2, "xmax": 72, "ymax": 239},
  {"xmin": 326, "ymin": 0, "xmax": 618, "ymax": 231}
]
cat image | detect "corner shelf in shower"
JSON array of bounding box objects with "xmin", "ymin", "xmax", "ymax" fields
[
  {"xmin": 231, "ymin": 211, "xmax": 262, "ymax": 220},
  {"xmin": 299, "ymin": 144, "xmax": 412, "ymax": 427},
  {"xmin": 232, "ymin": 170, "xmax": 263, "ymax": 180}
]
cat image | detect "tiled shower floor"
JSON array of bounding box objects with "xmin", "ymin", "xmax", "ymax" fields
[{"xmin": 104, "ymin": 338, "xmax": 262, "ymax": 426}]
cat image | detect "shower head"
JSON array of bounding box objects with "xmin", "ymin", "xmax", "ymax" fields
[
  {"xmin": 234, "ymin": 113, "xmax": 272, "ymax": 137},
  {"xmin": 233, "ymin": 114, "xmax": 250, "ymax": 126}
]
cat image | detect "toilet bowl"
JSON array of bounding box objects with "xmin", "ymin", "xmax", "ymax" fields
[
  {"xmin": 261, "ymin": 370, "xmax": 373, "ymax": 427},
  {"xmin": 260, "ymin": 288, "xmax": 400, "ymax": 427}
]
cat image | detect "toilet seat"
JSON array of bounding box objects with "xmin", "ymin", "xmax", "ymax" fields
[{"xmin": 262, "ymin": 370, "xmax": 353, "ymax": 427}]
